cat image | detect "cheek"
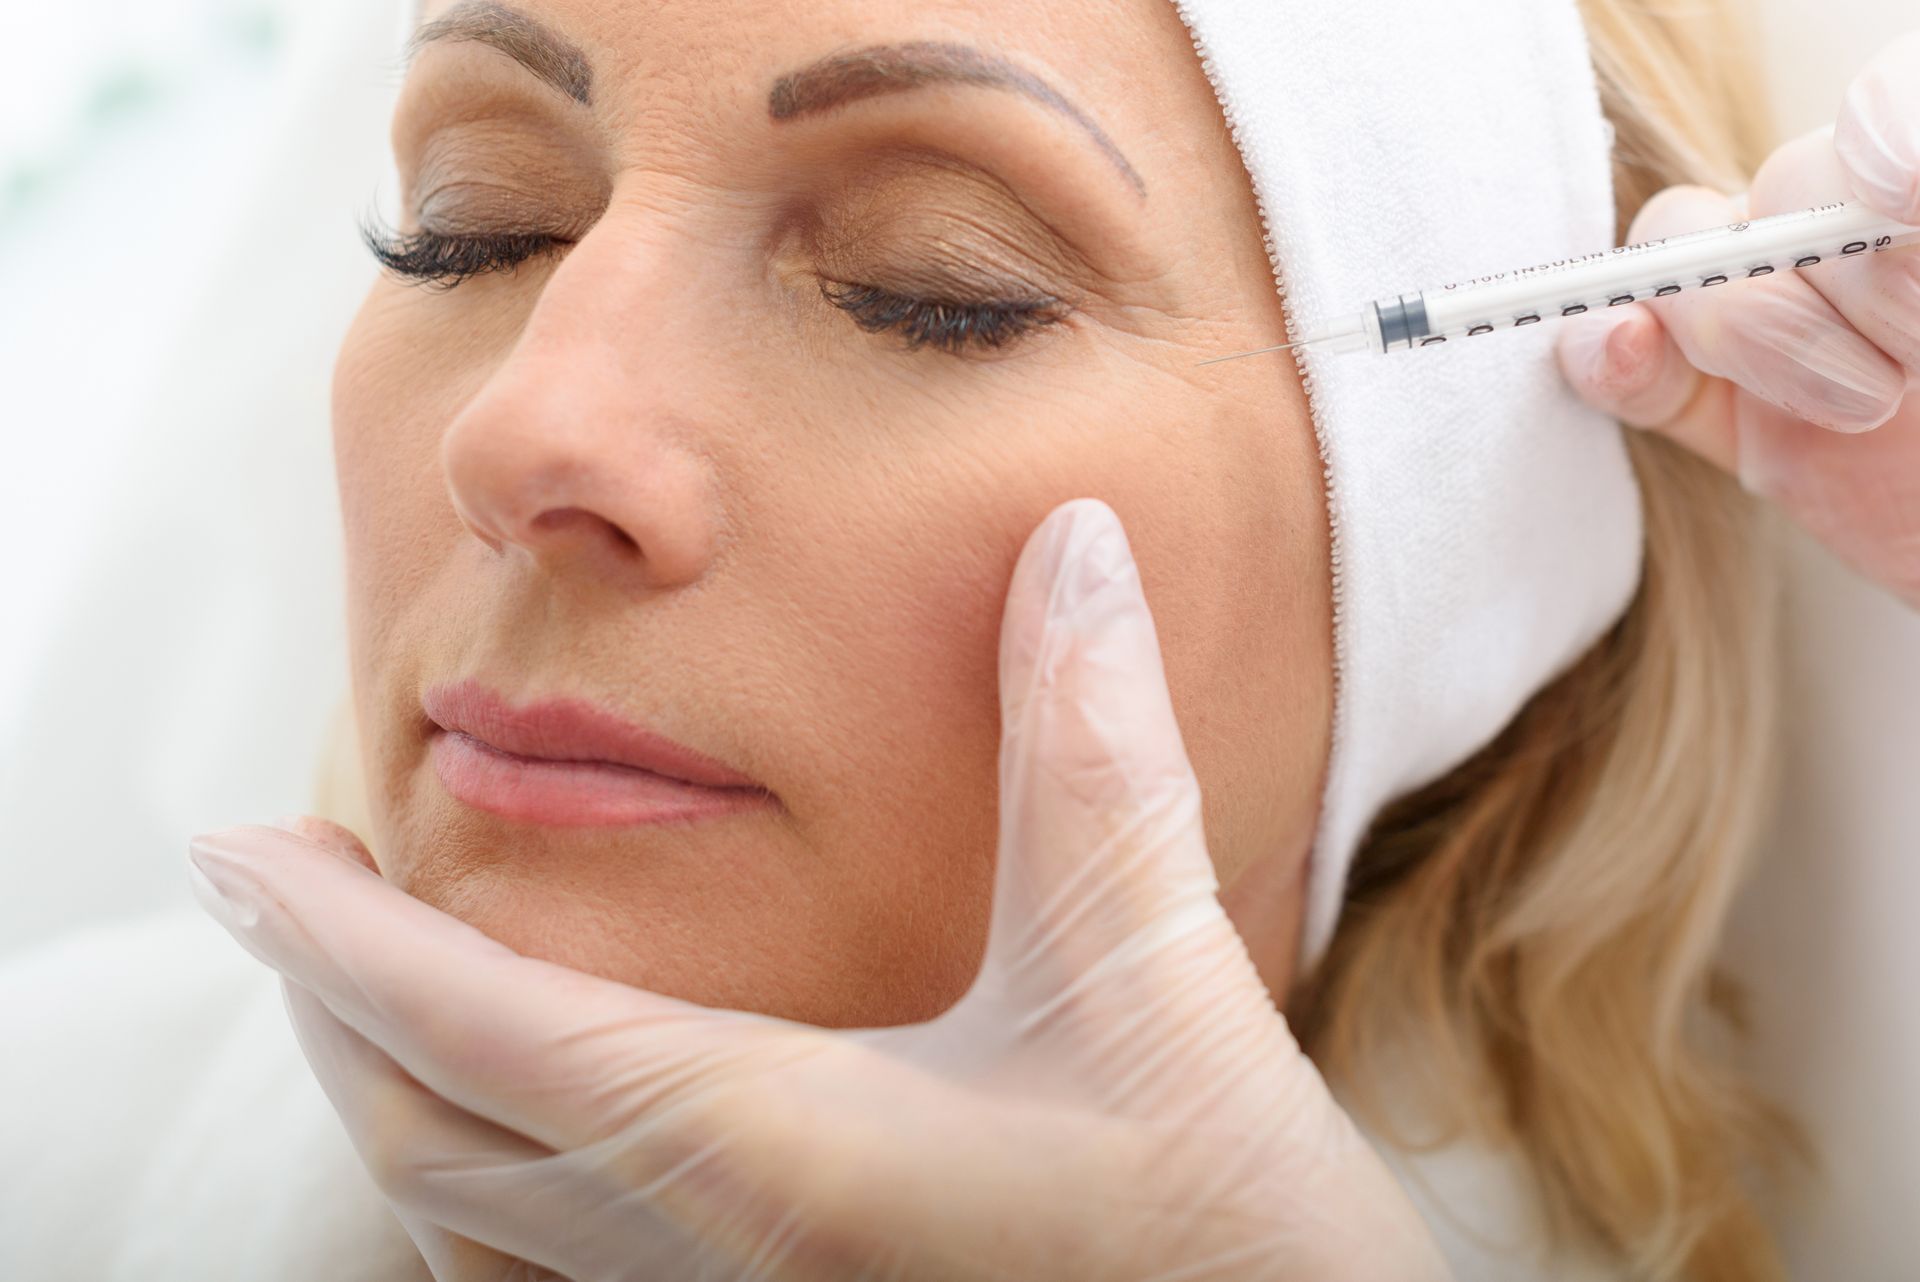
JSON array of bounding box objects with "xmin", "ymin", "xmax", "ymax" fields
[
  {"xmin": 330, "ymin": 288, "xmax": 492, "ymax": 856},
  {"xmin": 721, "ymin": 478, "xmax": 1021, "ymax": 1017},
  {"xmin": 766, "ymin": 357, "xmax": 1331, "ymax": 973},
  {"xmin": 332, "ymin": 284, "xmax": 514, "ymax": 665},
  {"xmin": 1147, "ymin": 393, "xmax": 1332, "ymax": 894},
  {"xmin": 333, "ymin": 290, "xmax": 442, "ymax": 624},
  {"xmin": 974, "ymin": 366, "xmax": 1334, "ymax": 891}
]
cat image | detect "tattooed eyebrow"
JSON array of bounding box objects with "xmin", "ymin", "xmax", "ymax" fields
[
  {"xmin": 769, "ymin": 41, "xmax": 1145, "ymax": 197},
  {"xmin": 408, "ymin": 0, "xmax": 593, "ymax": 107}
]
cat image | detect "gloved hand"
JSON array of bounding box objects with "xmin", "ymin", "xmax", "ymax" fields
[
  {"xmin": 187, "ymin": 498, "xmax": 1451, "ymax": 1282},
  {"xmin": 1557, "ymin": 30, "xmax": 1920, "ymax": 608}
]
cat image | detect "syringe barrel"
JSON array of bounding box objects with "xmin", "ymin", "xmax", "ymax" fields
[{"xmin": 1363, "ymin": 201, "xmax": 1920, "ymax": 353}]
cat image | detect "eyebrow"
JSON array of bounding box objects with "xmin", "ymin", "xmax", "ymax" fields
[
  {"xmin": 407, "ymin": 0, "xmax": 593, "ymax": 107},
  {"xmin": 768, "ymin": 42, "xmax": 1145, "ymax": 197},
  {"xmin": 401, "ymin": 16, "xmax": 1142, "ymax": 199}
]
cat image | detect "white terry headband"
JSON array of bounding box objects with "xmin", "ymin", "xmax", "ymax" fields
[{"xmin": 1166, "ymin": 0, "xmax": 1646, "ymax": 968}]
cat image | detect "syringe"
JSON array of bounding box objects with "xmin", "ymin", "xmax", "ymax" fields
[{"xmin": 1199, "ymin": 199, "xmax": 1920, "ymax": 363}]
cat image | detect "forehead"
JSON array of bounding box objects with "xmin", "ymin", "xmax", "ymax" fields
[{"xmin": 408, "ymin": 0, "xmax": 1195, "ymax": 122}]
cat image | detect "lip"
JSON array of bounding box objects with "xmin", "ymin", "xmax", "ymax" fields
[{"xmin": 421, "ymin": 678, "xmax": 774, "ymax": 826}]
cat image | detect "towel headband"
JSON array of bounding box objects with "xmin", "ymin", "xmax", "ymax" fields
[{"xmin": 1165, "ymin": 0, "xmax": 1646, "ymax": 967}]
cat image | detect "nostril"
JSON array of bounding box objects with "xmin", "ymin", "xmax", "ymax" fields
[{"xmin": 530, "ymin": 507, "xmax": 640, "ymax": 554}]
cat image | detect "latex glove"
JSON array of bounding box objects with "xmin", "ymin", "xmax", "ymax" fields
[
  {"xmin": 188, "ymin": 498, "xmax": 1450, "ymax": 1282},
  {"xmin": 1557, "ymin": 30, "xmax": 1920, "ymax": 608}
]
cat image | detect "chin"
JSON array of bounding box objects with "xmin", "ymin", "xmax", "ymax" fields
[{"xmin": 376, "ymin": 807, "xmax": 974, "ymax": 1027}]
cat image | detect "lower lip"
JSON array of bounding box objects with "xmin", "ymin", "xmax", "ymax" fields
[{"xmin": 429, "ymin": 729, "xmax": 774, "ymax": 826}]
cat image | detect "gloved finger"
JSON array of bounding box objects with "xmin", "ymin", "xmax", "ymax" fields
[
  {"xmin": 271, "ymin": 813, "xmax": 381, "ymax": 873},
  {"xmin": 1735, "ymin": 390, "xmax": 1920, "ymax": 608},
  {"xmin": 1750, "ymin": 124, "xmax": 1920, "ymax": 374},
  {"xmin": 280, "ymin": 981, "xmax": 566, "ymax": 1282},
  {"xmin": 1556, "ymin": 303, "xmax": 1742, "ymax": 469},
  {"xmin": 1630, "ymin": 183, "xmax": 1905, "ymax": 432},
  {"xmin": 980, "ymin": 498, "xmax": 1248, "ymax": 1026},
  {"xmin": 1834, "ymin": 29, "xmax": 1920, "ymax": 225},
  {"xmin": 276, "ymin": 933, "xmax": 981, "ymax": 1282},
  {"xmin": 390, "ymin": 1207, "xmax": 531, "ymax": 1282},
  {"xmin": 188, "ymin": 826, "xmax": 798, "ymax": 1155},
  {"xmin": 284, "ymin": 980, "xmax": 743, "ymax": 1282},
  {"xmin": 398, "ymin": 1215, "xmax": 548, "ymax": 1282}
]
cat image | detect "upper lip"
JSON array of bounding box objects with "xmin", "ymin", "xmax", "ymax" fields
[{"xmin": 421, "ymin": 678, "xmax": 765, "ymax": 791}]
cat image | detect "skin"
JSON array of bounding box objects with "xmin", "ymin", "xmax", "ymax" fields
[{"xmin": 333, "ymin": 0, "xmax": 1331, "ymax": 1029}]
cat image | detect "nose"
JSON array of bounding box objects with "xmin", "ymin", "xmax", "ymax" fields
[{"xmin": 440, "ymin": 274, "xmax": 723, "ymax": 594}]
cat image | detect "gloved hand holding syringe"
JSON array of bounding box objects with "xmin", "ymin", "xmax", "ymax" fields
[
  {"xmin": 1202, "ymin": 58, "xmax": 1920, "ymax": 615},
  {"xmin": 1201, "ymin": 197, "xmax": 1920, "ymax": 361}
]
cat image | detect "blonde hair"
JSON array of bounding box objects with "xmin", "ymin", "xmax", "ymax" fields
[{"xmin": 1293, "ymin": 2, "xmax": 1804, "ymax": 1278}]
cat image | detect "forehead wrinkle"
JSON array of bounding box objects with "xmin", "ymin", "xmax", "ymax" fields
[{"xmin": 768, "ymin": 41, "xmax": 1146, "ymax": 198}]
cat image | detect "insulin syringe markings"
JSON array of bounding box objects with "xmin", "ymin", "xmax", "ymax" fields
[{"xmin": 1199, "ymin": 199, "xmax": 1920, "ymax": 363}]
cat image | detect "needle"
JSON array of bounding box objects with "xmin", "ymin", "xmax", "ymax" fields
[{"xmin": 1194, "ymin": 339, "xmax": 1311, "ymax": 366}]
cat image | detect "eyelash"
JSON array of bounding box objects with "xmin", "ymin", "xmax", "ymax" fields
[
  {"xmin": 358, "ymin": 216, "xmax": 1065, "ymax": 356},
  {"xmin": 816, "ymin": 280, "xmax": 1061, "ymax": 355},
  {"xmin": 359, "ymin": 216, "xmax": 567, "ymax": 292}
]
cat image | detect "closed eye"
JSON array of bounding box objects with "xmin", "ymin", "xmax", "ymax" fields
[
  {"xmin": 359, "ymin": 216, "xmax": 566, "ymax": 291},
  {"xmin": 817, "ymin": 280, "xmax": 1064, "ymax": 354},
  {"xmin": 358, "ymin": 215, "xmax": 1069, "ymax": 355}
]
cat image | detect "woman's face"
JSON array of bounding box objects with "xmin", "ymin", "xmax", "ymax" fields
[{"xmin": 333, "ymin": 0, "xmax": 1330, "ymax": 1025}]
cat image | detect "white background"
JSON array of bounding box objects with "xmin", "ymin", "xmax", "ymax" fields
[{"xmin": 0, "ymin": 1, "xmax": 1914, "ymax": 1274}]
